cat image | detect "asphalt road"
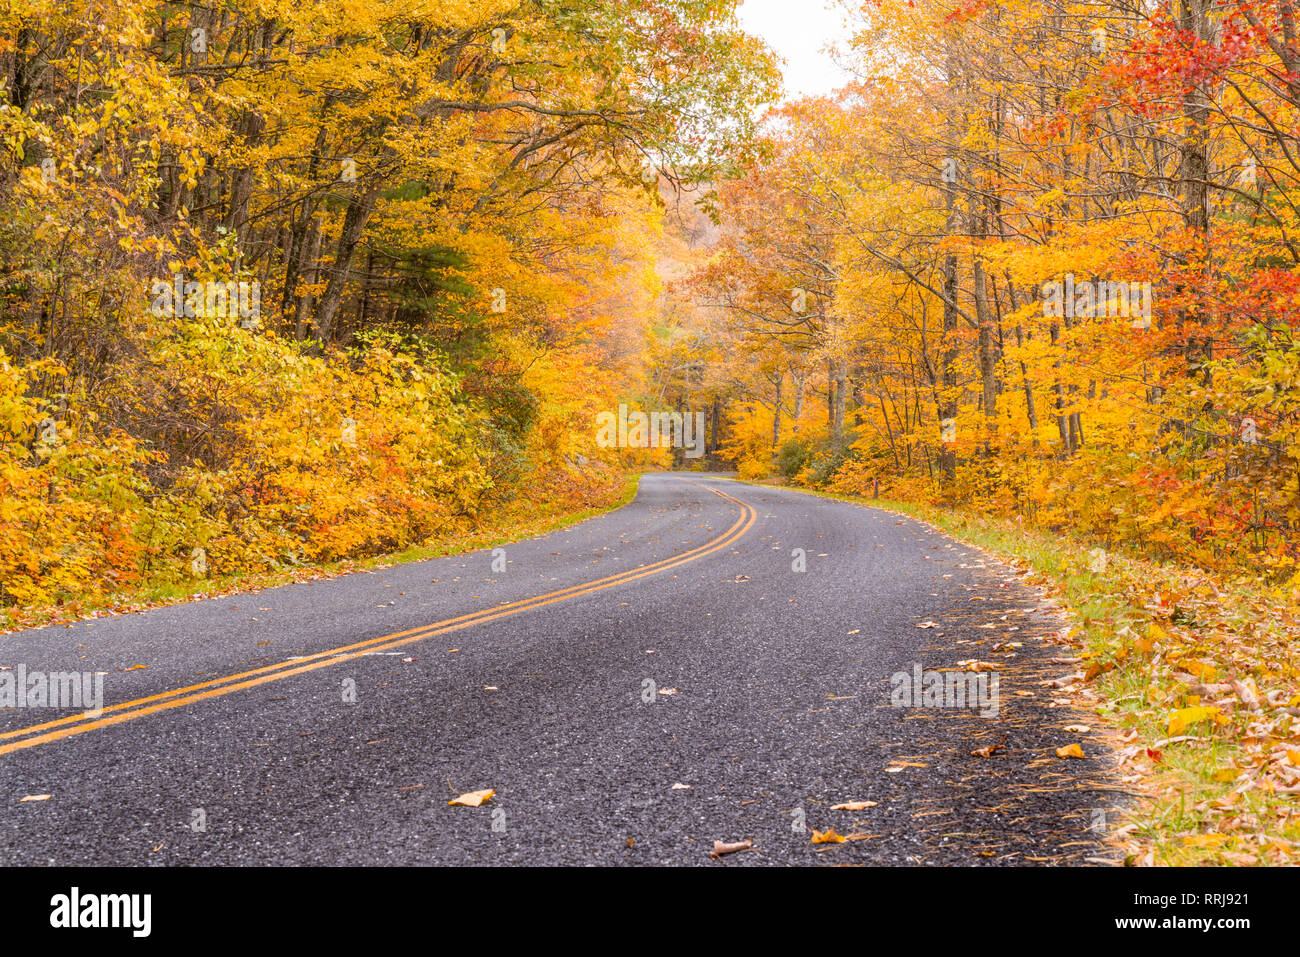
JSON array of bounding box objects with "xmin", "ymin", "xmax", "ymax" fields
[{"xmin": 0, "ymin": 474, "xmax": 1122, "ymax": 865}]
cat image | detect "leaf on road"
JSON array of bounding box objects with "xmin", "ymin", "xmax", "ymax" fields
[
  {"xmin": 1063, "ymin": 724, "xmax": 1090, "ymax": 733},
  {"xmin": 449, "ymin": 789, "xmax": 494, "ymax": 807},
  {"xmin": 709, "ymin": 838, "xmax": 752, "ymax": 860},
  {"xmin": 971, "ymin": 743, "xmax": 1004, "ymax": 758},
  {"xmin": 916, "ymin": 621, "xmax": 940, "ymax": 629},
  {"xmin": 671, "ymin": 782, "xmax": 691, "ymax": 790},
  {"xmin": 658, "ymin": 687, "xmax": 679, "ymax": 696},
  {"xmin": 19, "ymin": 794, "xmax": 52, "ymax": 802},
  {"xmin": 830, "ymin": 800, "xmax": 877, "ymax": 810},
  {"xmin": 810, "ymin": 828, "xmax": 846, "ymax": 844},
  {"xmin": 1056, "ymin": 744, "xmax": 1086, "ymax": 759}
]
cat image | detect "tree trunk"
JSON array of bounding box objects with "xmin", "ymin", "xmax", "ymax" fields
[{"xmin": 314, "ymin": 184, "xmax": 380, "ymax": 345}]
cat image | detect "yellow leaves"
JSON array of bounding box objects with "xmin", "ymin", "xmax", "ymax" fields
[
  {"xmin": 1056, "ymin": 743, "xmax": 1086, "ymax": 759},
  {"xmin": 1167, "ymin": 706, "xmax": 1223, "ymax": 737},
  {"xmin": 1181, "ymin": 834, "xmax": 1230, "ymax": 849},
  {"xmin": 830, "ymin": 801, "xmax": 877, "ymax": 810},
  {"xmin": 1181, "ymin": 659, "xmax": 1218, "ymax": 683},
  {"xmin": 448, "ymin": 789, "xmax": 494, "ymax": 807}
]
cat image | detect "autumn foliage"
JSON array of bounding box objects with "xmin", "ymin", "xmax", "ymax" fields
[
  {"xmin": 0, "ymin": 0, "xmax": 777, "ymax": 617},
  {"xmin": 675, "ymin": 0, "xmax": 1300, "ymax": 584}
]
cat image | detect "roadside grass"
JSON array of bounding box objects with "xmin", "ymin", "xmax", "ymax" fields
[
  {"xmin": 1, "ymin": 474, "xmax": 642, "ymax": 635},
  {"xmin": 749, "ymin": 479, "xmax": 1300, "ymax": 866}
]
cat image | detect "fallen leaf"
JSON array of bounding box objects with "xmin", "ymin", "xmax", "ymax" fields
[
  {"xmin": 1182, "ymin": 833, "xmax": 1230, "ymax": 848},
  {"xmin": 810, "ymin": 828, "xmax": 846, "ymax": 844},
  {"xmin": 19, "ymin": 794, "xmax": 52, "ymax": 802},
  {"xmin": 709, "ymin": 838, "xmax": 752, "ymax": 859},
  {"xmin": 448, "ymin": 788, "xmax": 494, "ymax": 807},
  {"xmin": 1167, "ymin": 705, "xmax": 1222, "ymax": 737},
  {"xmin": 830, "ymin": 800, "xmax": 877, "ymax": 810},
  {"xmin": 1056, "ymin": 743, "xmax": 1086, "ymax": 759},
  {"xmin": 971, "ymin": 744, "xmax": 1004, "ymax": 758}
]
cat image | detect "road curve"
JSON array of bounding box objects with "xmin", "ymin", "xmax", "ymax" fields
[{"xmin": 0, "ymin": 474, "xmax": 1121, "ymax": 865}]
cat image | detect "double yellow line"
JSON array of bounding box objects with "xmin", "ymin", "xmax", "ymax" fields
[{"xmin": 0, "ymin": 483, "xmax": 756, "ymax": 758}]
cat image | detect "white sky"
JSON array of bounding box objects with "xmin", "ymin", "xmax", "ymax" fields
[{"xmin": 737, "ymin": 0, "xmax": 854, "ymax": 102}]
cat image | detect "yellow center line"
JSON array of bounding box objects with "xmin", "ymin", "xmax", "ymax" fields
[
  {"xmin": 3, "ymin": 483, "xmax": 750, "ymax": 744},
  {"xmin": 0, "ymin": 482, "xmax": 755, "ymax": 757}
]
